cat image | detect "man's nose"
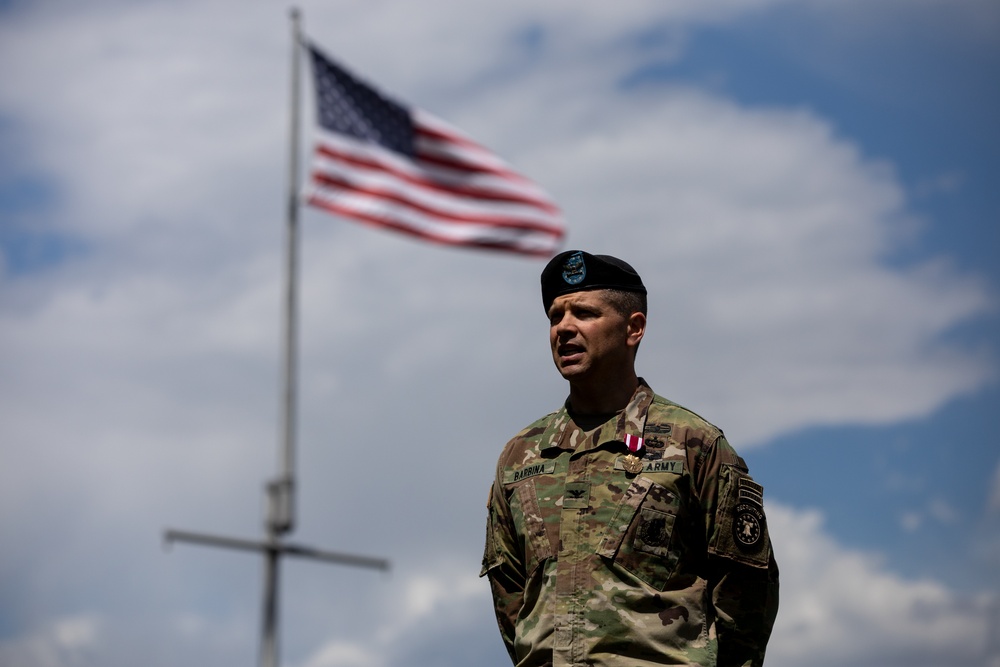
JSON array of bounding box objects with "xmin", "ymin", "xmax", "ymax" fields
[{"xmin": 554, "ymin": 315, "xmax": 577, "ymax": 337}]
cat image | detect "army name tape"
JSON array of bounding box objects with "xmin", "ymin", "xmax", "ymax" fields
[
  {"xmin": 614, "ymin": 458, "xmax": 684, "ymax": 475},
  {"xmin": 503, "ymin": 461, "xmax": 556, "ymax": 484}
]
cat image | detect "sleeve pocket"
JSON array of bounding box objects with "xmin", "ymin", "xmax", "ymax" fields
[
  {"xmin": 480, "ymin": 487, "xmax": 503, "ymax": 577},
  {"xmin": 708, "ymin": 464, "xmax": 772, "ymax": 569}
]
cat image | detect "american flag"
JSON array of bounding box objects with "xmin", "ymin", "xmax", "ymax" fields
[{"xmin": 303, "ymin": 44, "xmax": 565, "ymax": 257}]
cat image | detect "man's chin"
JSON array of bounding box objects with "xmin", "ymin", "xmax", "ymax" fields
[{"xmin": 556, "ymin": 363, "xmax": 587, "ymax": 380}]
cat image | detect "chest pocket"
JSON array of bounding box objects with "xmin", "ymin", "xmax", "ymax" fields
[{"xmin": 597, "ymin": 476, "xmax": 682, "ymax": 591}]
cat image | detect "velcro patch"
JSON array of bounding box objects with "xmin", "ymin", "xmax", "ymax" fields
[
  {"xmin": 738, "ymin": 477, "xmax": 764, "ymax": 508},
  {"xmin": 614, "ymin": 457, "xmax": 684, "ymax": 475},
  {"xmin": 733, "ymin": 503, "xmax": 765, "ymax": 552},
  {"xmin": 562, "ymin": 482, "xmax": 590, "ymax": 509},
  {"xmin": 503, "ymin": 461, "xmax": 556, "ymax": 484}
]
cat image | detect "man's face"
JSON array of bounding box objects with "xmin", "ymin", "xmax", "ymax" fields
[{"xmin": 547, "ymin": 290, "xmax": 638, "ymax": 383}]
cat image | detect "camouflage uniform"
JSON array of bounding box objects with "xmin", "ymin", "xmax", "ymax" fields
[{"xmin": 481, "ymin": 380, "xmax": 779, "ymax": 666}]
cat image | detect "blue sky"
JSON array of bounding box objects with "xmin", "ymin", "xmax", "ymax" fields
[{"xmin": 0, "ymin": 1, "xmax": 998, "ymax": 666}]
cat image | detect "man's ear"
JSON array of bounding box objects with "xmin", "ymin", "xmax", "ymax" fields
[{"xmin": 627, "ymin": 311, "xmax": 646, "ymax": 348}]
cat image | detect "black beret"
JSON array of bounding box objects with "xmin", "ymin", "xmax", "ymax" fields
[{"xmin": 541, "ymin": 250, "xmax": 646, "ymax": 312}]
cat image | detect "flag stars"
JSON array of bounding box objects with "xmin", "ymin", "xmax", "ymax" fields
[{"xmin": 310, "ymin": 48, "xmax": 414, "ymax": 156}]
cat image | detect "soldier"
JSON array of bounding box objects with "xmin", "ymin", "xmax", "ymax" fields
[{"xmin": 481, "ymin": 250, "xmax": 779, "ymax": 666}]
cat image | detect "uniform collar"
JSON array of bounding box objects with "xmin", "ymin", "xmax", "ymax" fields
[{"xmin": 540, "ymin": 378, "xmax": 654, "ymax": 453}]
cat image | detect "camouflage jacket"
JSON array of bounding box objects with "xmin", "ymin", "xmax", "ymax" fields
[{"xmin": 481, "ymin": 380, "xmax": 779, "ymax": 667}]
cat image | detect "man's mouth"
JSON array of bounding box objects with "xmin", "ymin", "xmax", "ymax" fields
[{"xmin": 558, "ymin": 344, "xmax": 584, "ymax": 361}]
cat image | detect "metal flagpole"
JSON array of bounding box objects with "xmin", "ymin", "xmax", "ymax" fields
[
  {"xmin": 260, "ymin": 9, "xmax": 303, "ymax": 667},
  {"xmin": 164, "ymin": 9, "xmax": 389, "ymax": 667},
  {"xmin": 273, "ymin": 5, "xmax": 302, "ymax": 539}
]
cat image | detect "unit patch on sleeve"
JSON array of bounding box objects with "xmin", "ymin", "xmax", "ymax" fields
[{"xmin": 732, "ymin": 477, "xmax": 766, "ymax": 553}]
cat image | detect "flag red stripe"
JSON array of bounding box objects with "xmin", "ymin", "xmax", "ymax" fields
[
  {"xmin": 314, "ymin": 143, "xmax": 560, "ymax": 214},
  {"xmin": 415, "ymin": 124, "xmax": 480, "ymax": 149},
  {"xmin": 413, "ymin": 131, "xmax": 530, "ymax": 182},
  {"xmin": 310, "ymin": 169, "xmax": 564, "ymax": 236},
  {"xmin": 306, "ymin": 194, "xmax": 557, "ymax": 258},
  {"xmin": 412, "ymin": 149, "xmax": 505, "ymax": 177}
]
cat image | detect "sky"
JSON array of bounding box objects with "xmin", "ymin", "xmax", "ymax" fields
[{"xmin": 0, "ymin": 1, "xmax": 998, "ymax": 666}]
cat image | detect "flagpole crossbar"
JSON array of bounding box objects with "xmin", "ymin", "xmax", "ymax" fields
[{"xmin": 163, "ymin": 528, "xmax": 391, "ymax": 572}]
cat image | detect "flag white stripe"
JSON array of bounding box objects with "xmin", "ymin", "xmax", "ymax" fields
[
  {"xmin": 313, "ymin": 130, "xmax": 558, "ymax": 209},
  {"xmin": 308, "ymin": 188, "xmax": 562, "ymax": 255},
  {"xmin": 310, "ymin": 152, "xmax": 563, "ymax": 228},
  {"xmin": 413, "ymin": 130, "xmax": 527, "ymax": 180}
]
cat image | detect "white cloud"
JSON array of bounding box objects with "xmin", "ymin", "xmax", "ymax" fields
[
  {"xmin": 0, "ymin": 615, "xmax": 103, "ymax": 667},
  {"xmin": 1, "ymin": 0, "xmax": 991, "ymax": 451},
  {"xmin": 766, "ymin": 503, "xmax": 998, "ymax": 667},
  {"xmin": 5, "ymin": 506, "xmax": 996, "ymax": 667},
  {"xmin": 302, "ymin": 642, "xmax": 382, "ymax": 667},
  {"xmin": 298, "ymin": 565, "xmax": 492, "ymax": 667},
  {"xmin": 900, "ymin": 497, "xmax": 962, "ymax": 533},
  {"xmin": 928, "ymin": 497, "xmax": 959, "ymax": 524},
  {"xmin": 456, "ymin": 79, "xmax": 994, "ymax": 444},
  {"xmin": 990, "ymin": 461, "xmax": 1000, "ymax": 514},
  {"xmin": 900, "ymin": 511, "xmax": 923, "ymax": 532},
  {"xmin": 0, "ymin": 1, "xmax": 996, "ymax": 667}
]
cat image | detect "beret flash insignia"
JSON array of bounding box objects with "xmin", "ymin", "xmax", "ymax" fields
[{"xmin": 561, "ymin": 251, "xmax": 586, "ymax": 285}]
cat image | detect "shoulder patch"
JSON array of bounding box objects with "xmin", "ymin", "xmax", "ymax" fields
[
  {"xmin": 732, "ymin": 477, "xmax": 766, "ymax": 551},
  {"xmin": 732, "ymin": 503, "xmax": 765, "ymax": 552},
  {"xmin": 709, "ymin": 464, "xmax": 772, "ymax": 568}
]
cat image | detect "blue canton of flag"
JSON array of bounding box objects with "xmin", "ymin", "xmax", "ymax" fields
[
  {"xmin": 303, "ymin": 44, "xmax": 565, "ymax": 257},
  {"xmin": 311, "ymin": 51, "xmax": 414, "ymax": 156}
]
